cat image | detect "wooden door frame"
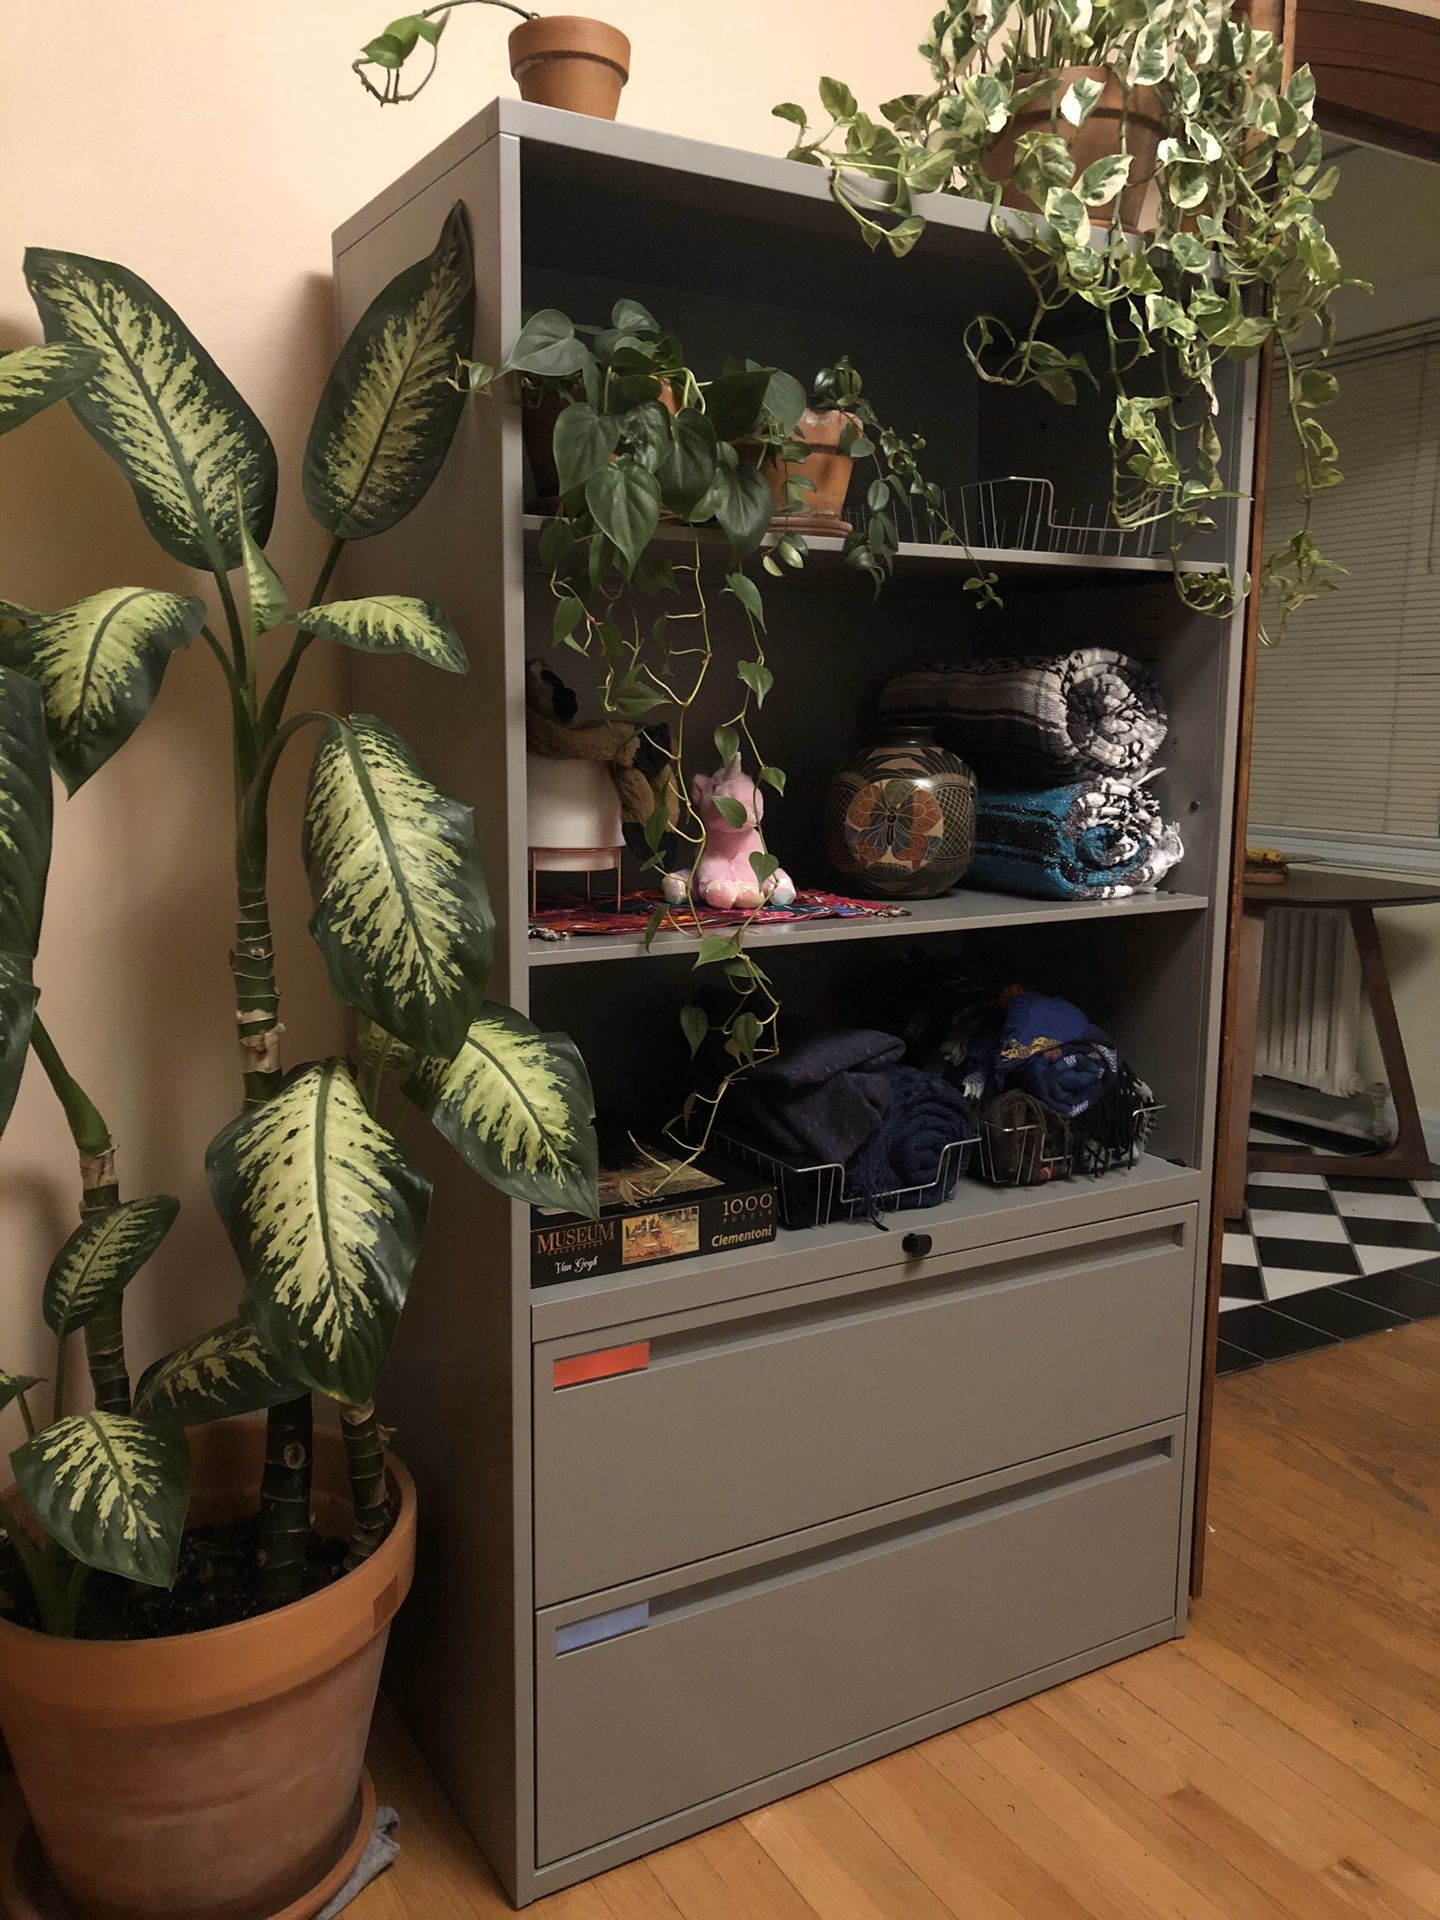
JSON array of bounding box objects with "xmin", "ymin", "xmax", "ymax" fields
[{"xmin": 1190, "ymin": 0, "xmax": 1440, "ymax": 1596}]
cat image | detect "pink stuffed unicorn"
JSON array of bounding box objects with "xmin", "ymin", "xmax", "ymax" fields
[{"xmin": 664, "ymin": 757, "xmax": 796, "ymax": 912}]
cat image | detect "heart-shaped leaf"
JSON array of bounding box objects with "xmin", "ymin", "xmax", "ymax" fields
[
  {"xmin": 303, "ymin": 715, "xmax": 493, "ymax": 1057},
  {"xmin": 304, "ymin": 203, "xmax": 474, "ymax": 540},
  {"xmin": 584, "ymin": 461, "xmax": 661, "ymax": 575},
  {"xmin": 134, "ymin": 1319, "xmax": 303, "ymax": 1426},
  {"xmin": 0, "ymin": 343, "xmax": 100, "ymax": 438},
  {"xmin": 25, "ymin": 248, "xmax": 277, "ymax": 572},
  {"xmin": 42, "ymin": 1195, "xmax": 180, "ymax": 1338},
  {"xmin": 705, "ymin": 464, "xmax": 775, "ymax": 555},
  {"xmin": 403, "ymin": 1003, "xmax": 598, "ymax": 1216},
  {"xmin": 502, "ymin": 309, "xmax": 589, "ymax": 379},
  {"xmin": 0, "ymin": 588, "xmax": 204, "ymax": 793},
  {"xmin": 704, "ymin": 368, "xmax": 772, "ymax": 444},
  {"xmin": 658, "ymin": 408, "xmax": 720, "ymax": 518},
  {"xmin": 210, "ymin": 1059, "xmax": 430, "ymax": 1403},
  {"xmin": 553, "ymin": 402, "xmax": 621, "ymax": 497},
  {"xmin": 293, "ymin": 597, "xmax": 466, "ymax": 674},
  {"xmin": 12, "ymin": 1412, "xmax": 189, "ymax": 1588}
]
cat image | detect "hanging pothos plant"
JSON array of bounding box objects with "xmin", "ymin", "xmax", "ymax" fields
[
  {"xmin": 0, "ymin": 207, "xmax": 598, "ymax": 1636},
  {"xmin": 464, "ymin": 301, "xmax": 978, "ymax": 1153},
  {"xmin": 776, "ymin": 0, "xmax": 1365, "ymax": 637}
]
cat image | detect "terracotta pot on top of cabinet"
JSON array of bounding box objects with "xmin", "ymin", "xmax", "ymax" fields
[
  {"xmin": 986, "ymin": 66, "xmax": 1163, "ymax": 232},
  {"xmin": 508, "ymin": 16, "xmax": 631, "ymax": 120},
  {"xmin": 0, "ymin": 1418, "xmax": 415, "ymax": 1920}
]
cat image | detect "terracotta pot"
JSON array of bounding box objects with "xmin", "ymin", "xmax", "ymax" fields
[
  {"xmin": 985, "ymin": 66, "xmax": 1163, "ymax": 232},
  {"xmin": 524, "ymin": 377, "xmax": 677, "ymax": 507},
  {"xmin": 508, "ymin": 15, "xmax": 630, "ymax": 120},
  {"xmin": 757, "ymin": 408, "xmax": 861, "ymax": 535},
  {"xmin": 0, "ymin": 1419, "xmax": 415, "ymax": 1920},
  {"xmin": 826, "ymin": 726, "xmax": 977, "ymax": 900}
]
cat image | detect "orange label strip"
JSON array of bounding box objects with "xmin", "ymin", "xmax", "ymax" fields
[{"xmin": 552, "ymin": 1341, "xmax": 651, "ymax": 1389}]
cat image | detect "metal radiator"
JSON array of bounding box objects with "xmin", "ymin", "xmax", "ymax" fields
[{"xmin": 1256, "ymin": 907, "xmax": 1365, "ymax": 1099}]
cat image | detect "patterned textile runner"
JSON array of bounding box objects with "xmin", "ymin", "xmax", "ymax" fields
[{"xmin": 529, "ymin": 889, "xmax": 910, "ymax": 941}]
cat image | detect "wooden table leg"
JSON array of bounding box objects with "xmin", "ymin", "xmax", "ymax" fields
[
  {"xmin": 1249, "ymin": 904, "xmax": 1433, "ymax": 1184},
  {"xmin": 1223, "ymin": 903, "xmax": 1267, "ymax": 1220}
]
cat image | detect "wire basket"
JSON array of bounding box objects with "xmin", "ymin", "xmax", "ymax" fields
[
  {"xmin": 714, "ymin": 1133, "xmax": 980, "ymax": 1231},
  {"xmin": 864, "ymin": 474, "xmax": 1164, "ymax": 559},
  {"xmin": 976, "ymin": 1098, "xmax": 1163, "ymax": 1188}
]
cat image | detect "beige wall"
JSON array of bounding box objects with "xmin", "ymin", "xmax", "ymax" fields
[{"xmin": 0, "ymin": 4, "xmax": 925, "ymax": 1384}]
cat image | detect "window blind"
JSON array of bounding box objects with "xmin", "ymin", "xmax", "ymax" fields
[{"xmin": 1249, "ymin": 329, "xmax": 1440, "ymax": 845}]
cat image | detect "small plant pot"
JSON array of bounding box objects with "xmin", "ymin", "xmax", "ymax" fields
[
  {"xmin": 0, "ymin": 1419, "xmax": 415, "ymax": 1920},
  {"xmin": 757, "ymin": 408, "xmax": 861, "ymax": 535},
  {"xmin": 524, "ymin": 377, "xmax": 677, "ymax": 509},
  {"xmin": 985, "ymin": 66, "xmax": 1163, "ymax": 233},
  {"xmin": 508, "ymin": 16, "xmax": 631, "ymax": 120}
]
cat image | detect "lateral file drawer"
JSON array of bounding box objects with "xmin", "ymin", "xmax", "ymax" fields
[
  {"xmin": 534, "ymin": 1206, "xmax": 1195, "ymax": 1605},
  {"xmin": 536, "ymin": 1424, "xmax": 1183, "ymax": 1864}
]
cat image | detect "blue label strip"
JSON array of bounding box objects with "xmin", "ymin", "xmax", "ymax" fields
[{"xmin": 555, "ymin": 1602, "xmax": 651, "ymax": 1654}]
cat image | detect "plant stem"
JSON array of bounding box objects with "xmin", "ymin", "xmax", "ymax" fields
[
  {"xmin": 255, "ymin": 1395, "xmax": 314, "ymax": 1605},
  {"xmin": 341, "ymin": 1401, "xmax": 391, "ymax": 1566},
  {"xmin": 30, "ymin": 1016, "xmax": 131, "ymax": 1413},
  {"xmin": 258, "ymin": 537, "xmax": 344, "ymax": 742}
]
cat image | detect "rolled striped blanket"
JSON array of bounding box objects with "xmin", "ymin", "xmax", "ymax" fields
[
  {"xmin": 967, "ymin": 777, "xmax": 1183, "ymax": 901},
  {"xmin": 879, "ymin": 649, "xmax": 1167, "ymax": 784}
]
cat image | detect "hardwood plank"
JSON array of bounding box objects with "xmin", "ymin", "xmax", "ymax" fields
[{"xmin": 358, "ymin": 1324, "xmax": 1440, "ymax": 1920}]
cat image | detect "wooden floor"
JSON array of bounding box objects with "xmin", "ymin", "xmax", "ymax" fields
[{"xmin": 356, "ymin": 1319, "xmax": 1440, "ymax": 1920}]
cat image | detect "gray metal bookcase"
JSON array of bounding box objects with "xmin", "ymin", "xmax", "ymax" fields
[{"xmin": 334, "ymin": 99, "xmax": 1254, "ymax": 1906}]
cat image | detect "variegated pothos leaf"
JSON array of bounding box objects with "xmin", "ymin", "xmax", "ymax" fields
[
  {"xmin": 303, "ymin": 714, "xmax": 493, "ymax": 1057},
  {"xmin": 11, "ymin": 1412, "xmax": 189, "ymax": 1588},
  {"xmin": 42, "ymin": 1194, "xmax": 180, "ymax": 1337},
  {"xmin": 303, "ymin": 203, "xmax": 474, "ymax": 539},
  {"xmin": 134, "ymin": 1319, "xmax": 301, "ymax": 1426},
  {"xmin": 4, "ymin": 589, "xmax": 201, "ymax": 788},
  {"xmin": 24, "ymin": 247, "xmax": 278, "ymax": 572},
  {"xmin": 0, "ymin": 342, "xmax": 101, "ymax": 436},
  {"xmin": 293, "ymin": 596, "xmax": 466, "ymax": 673},
  {"xmin": 405, "ymin": 1002, "xmax": 599, "ymax": 1216},
  {"xmin": 208, "ymin": 1059, "xmax": 430, "ymax": 1403},
  {"xmin": 0, "ymin": 588, "xmax": 204, "ymax": 792}
]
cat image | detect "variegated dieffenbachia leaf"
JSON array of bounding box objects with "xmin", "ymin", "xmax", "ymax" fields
[
  {"xmin": 236, "ymin": 483, "xmax": 287, "ymax": 639},
  {"xmin": 0, "ymin": 667, "xmax": 52, "ymax": 958},
  {"xmin": 0, "ymin": 342, "xmax": 100, "ymax": 437},
  {"xmin": 303, "ymin": 203, "xmax": 474, "ymax": 540},
  {"xmin": 0, "ymin": 1369, "xmax": 41, "ymax": 1417},
  {"xmin": 208, "ymin": 1059, "xmax": 431, "ymax": 1403},
  {"xmin": 303, "ymin": 714, "xmax": 492, "ymax": 1057},
  {"xmin": 0, "ymin": 587, "xmax": 204, "ymax": 793},
  {"xmin": 405, "ymin": 1003, "xmax": 599, "ymax": 1216},
  {"xmin": 0, "ymin": 602, "xmax": 34, "ymax": 641},
  {"xmin": 42, "ymin": 1194, "xmax": 180, "ymax": 1338},
  {"xmin": 134, "ymin": 1319, "xmax": 302, "ymax": 1426},
  {"xmin": 293, "ymin": 597, "xmax": 466, "ymax": 673},
  {"xmin": 24, "ymin": 247, "xmax": 278, "ymax": 573},
  {"xmin": 0, "ymin": 952, "xmax": 36, "ymax": 1136},
  {"xmin": 11, "ymin": 1412, "xmax": 189, "ymax": 1588}
]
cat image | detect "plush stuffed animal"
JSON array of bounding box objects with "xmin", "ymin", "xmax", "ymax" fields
[{"xmin": 664, "ymin": 757, "xmax": 796, "ymax": 911}]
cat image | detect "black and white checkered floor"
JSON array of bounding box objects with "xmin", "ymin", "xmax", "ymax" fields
[{"xmin": 1219, "ymin": 1120, "xmax": 1440, "ymax": 1374}]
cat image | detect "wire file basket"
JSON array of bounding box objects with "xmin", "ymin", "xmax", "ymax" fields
[
  {"xmin": 877, "ymin": 474, "xmax": 1164, "ymax": 559},
  {"xmin": 714, "ymin": 1133, "xmax": 980, "ymax": 1230},
  {"xmin": 976, "ymin": 1097, "xmax": 1164, "ymax": 1188}
]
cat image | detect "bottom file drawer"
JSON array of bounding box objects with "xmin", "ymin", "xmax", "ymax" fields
[{"xmin": 535, "ymin": 1422, "xmax": 1184, "ymax": 1865}]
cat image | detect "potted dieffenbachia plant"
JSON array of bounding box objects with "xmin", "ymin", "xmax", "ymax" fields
[
  {"xmin": 0, "ymin": 207, "xmax": 597, "ymax": 1920},
  {"xmin": 778, "ymin": 0, "xmax": 1363, "ymax": 635}
]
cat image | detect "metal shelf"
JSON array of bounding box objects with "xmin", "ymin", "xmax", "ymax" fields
[{"xmin": 528, "ymin": 887, "xmax": 1209, "ymax": 967}]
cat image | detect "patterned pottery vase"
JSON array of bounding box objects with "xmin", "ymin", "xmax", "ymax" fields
[{"xmin": 825, "ymin": 727, "xmax": 977, "ymax": 899}]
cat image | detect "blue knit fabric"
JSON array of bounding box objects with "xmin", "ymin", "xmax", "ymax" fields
[{"xmin": 968, "ymin": 778, "xmax": 1183, "ymax": 901}]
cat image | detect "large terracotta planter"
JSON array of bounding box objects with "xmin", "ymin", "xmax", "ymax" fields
[
  {"xmin": 986, "ymin": 66, "xmax": 1163, "ymax": 231},
  {"xmin": 0, "ymin": 1419, "xmax": 415, "ymax": 1920},
  {"xmin": 508, "ymin": 16, "xmax": 630, "ymax": 119},
  {"xmin": 757, "ymin": 408, "xmax": 862, "ymax": 535}
]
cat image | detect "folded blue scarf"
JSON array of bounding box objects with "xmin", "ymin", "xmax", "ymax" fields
[
  {"xmin": 994, "ymin": 989, "xmax": 1118, "ymax": 1119},
  {"xmin": 846, "ymin": 1065, "xmax": 977, "ymax": 1203}
]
